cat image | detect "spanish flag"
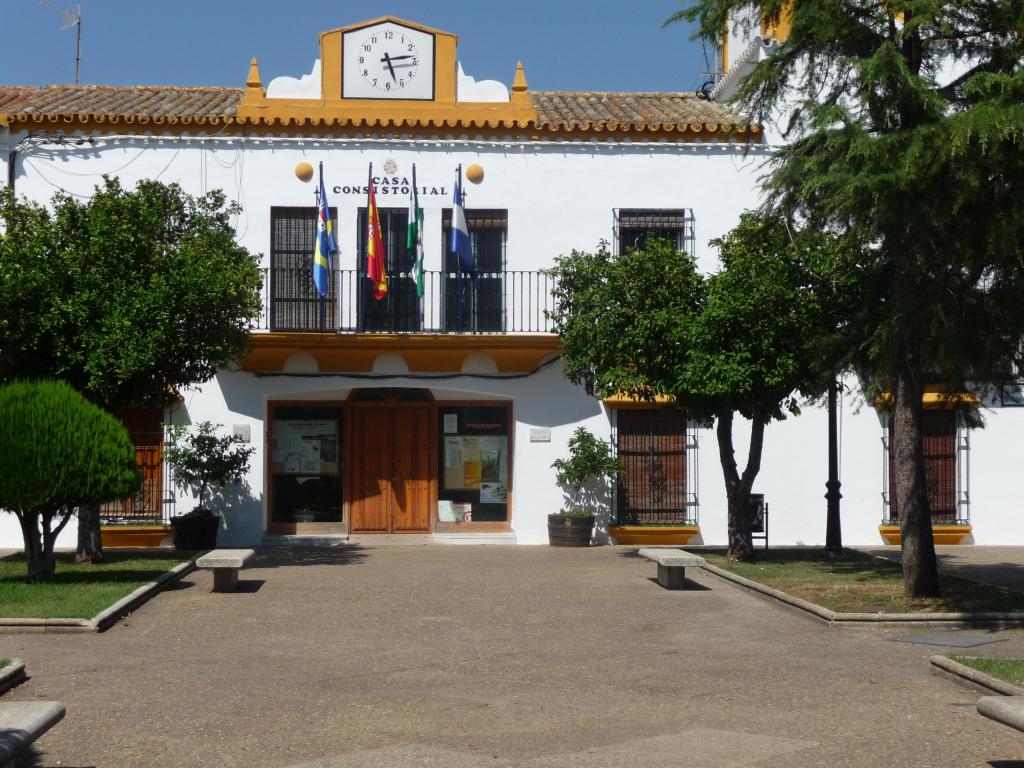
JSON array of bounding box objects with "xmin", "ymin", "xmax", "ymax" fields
[{"xmin": 366, "ymin": 165, "xmax": 388, "ymax": 301}]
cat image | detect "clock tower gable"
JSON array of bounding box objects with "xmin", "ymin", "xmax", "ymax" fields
[{"xmin": 238, "ymin": 16, "xmax": 536, "ymax": 128}]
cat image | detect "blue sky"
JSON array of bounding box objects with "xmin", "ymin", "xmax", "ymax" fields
[{"xmin": 1, "ymin": 1, "xmax": 713, "ymax": 94}]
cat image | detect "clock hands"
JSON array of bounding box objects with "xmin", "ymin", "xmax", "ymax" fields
[
  {"xmin": 380, "ymin": 53, "xmax": 416, "ymax": 82},
  {"xmin": 381, "ymin": 52, "xmax": 397, "ymax": 83}
]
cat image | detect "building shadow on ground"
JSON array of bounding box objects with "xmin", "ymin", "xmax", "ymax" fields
[{"xmin": 251, "ymin": 545, "xmax": 369, "ymax": 569}]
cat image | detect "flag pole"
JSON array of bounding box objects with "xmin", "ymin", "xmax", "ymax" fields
[
  {"xmin": 413, "ymin": 163, "xmax": 423, "ymax": 329},
  {"xmin": 360, "ymin": 162, "xmax": 372, "ymax": 332},
  {"xmin": 317, "ymin": 162, "xmax": 325, "ymax": 332},
  {"xmin": 455, "ymin": 163, "xmax": 464, "ymax": 332}
]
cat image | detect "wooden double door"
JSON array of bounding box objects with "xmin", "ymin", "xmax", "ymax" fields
[{"xmin": 350, "ymin": 406, "xmax": 433, "ymax": 533}]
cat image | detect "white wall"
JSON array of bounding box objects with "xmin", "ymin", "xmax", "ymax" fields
[{"xmin": 7, "ymin": 130, "xmax": 1021, "ymax": 549}]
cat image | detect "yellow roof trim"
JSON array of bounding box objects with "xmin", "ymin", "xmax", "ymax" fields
[
  {"xmin": 602, "ymin": 393, "xmax": 674, "ymax": 407},
  {"xmin": 873, "ymin": 390, "xmax": 981, "ymax": 410}
]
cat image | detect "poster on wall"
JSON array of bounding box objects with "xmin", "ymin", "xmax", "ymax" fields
[
  {"xmin": 443, "ymin": 436, "xmax": 508, "ymax": 494},
  {"xmin": 273, "ymin": 420, "xmax": 338, "ymax": 475}
]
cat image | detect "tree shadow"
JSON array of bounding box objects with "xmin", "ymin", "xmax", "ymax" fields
[{"xmin": 0, "ymin": 552, "xmax": 194, "ymax": 587}]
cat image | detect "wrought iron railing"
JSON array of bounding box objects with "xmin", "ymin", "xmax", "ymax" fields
[
  {"xmin": 881, "ymin": 422, "xmax": 970, "ymax": 526},
  {"xmin": 257, "ymin": 268, "xmax": 557, "ymax": 334}
]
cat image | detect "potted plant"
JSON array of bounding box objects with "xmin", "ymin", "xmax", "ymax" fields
[
  {"xmin": 165, "ymin": 422, "xmax": 255, "ymax": 550},
  {"xmin": 549, "ymin": 427, "xmax": 622, "ymax": 547}
]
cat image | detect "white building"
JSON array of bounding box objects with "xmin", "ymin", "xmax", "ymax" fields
[{"xmin": 1, "ymin": 16, "xmax": 1016, "ymax": 549}]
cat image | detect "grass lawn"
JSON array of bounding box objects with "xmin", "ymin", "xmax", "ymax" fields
[
  {"xmin": 703, "ymin": 549, "xmax": 1024, "ymax": 614},
  {"xmin": 950, "ymin": 656, "xmax": 1024, "ymax": 687},
  {"xmin": 0, "ymin": 551, "xmax": 192, "ymax": 619}
]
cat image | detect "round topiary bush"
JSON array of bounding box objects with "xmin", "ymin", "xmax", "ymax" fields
[{"xmin": 0, "ymin": 380, "xmax": 140, "ymax": 581}]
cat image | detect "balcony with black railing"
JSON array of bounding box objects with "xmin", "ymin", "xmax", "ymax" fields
[{"xmin": 257, "ymin": 267, "xmax": 557, "ymax": 334}]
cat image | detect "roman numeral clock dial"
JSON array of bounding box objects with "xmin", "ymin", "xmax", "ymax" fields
[{"xmin": 342, "ymin": 21, "xmax": 435, "ymax": 100}]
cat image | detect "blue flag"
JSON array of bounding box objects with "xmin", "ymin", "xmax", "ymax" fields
[
  {"xmin": 313, "ymin": 162, "xmax": 336, "ymax": 297},
  {"xmin": 451, "ymin": 169, "xmax": 474, "ymax": 275}
]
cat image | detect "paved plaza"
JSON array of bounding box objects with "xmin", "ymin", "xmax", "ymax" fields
[{"xmin": 5, "ymin": 544, "xmax": 1024, "ymax": 767}]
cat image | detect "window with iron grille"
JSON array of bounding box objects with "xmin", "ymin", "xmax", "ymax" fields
[
  {"xmin": 612, "ymin": 409, "xmax": 698, "ymax": 526},
  {"xmin": 269, "ymin": 206, "xmax": 338, "ymax": 331},
  {"xmin": 882, "ymin": 410, "xmax": 970, "ymax": 525},
  {"xmin": 101, "ymin": 406, "xmax": 174, "ymax": 524},
  {"xmin": 613, "ymin": 209, "xmax": 695, "ymax": 256},
  {"xmin": 441, "ymin": 209, "xmax": 507, "ymax": 332},
  {"xmin": 356, "ymin": 207, "xmax": 421, "ymax": 332}
]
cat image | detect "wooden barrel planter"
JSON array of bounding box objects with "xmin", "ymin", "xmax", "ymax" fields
[
  {"xmin": 547, "ymin": 514, "xmax": 595, "ymax": 547},
  {"xmin": 171, "ymin": 512, "xmax": 220, "ymax": 551}
]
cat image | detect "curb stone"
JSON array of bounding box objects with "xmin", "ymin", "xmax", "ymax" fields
[
  {"xmin": 0, "ymin": 557, "xmax": 197, "ymax": 634},
  {"xmin": 929, "ymin": 655, "xmax": 1024, "ymax": 696},
  {"xmin": 0, "ymin": 660, "xmax": 26, "ymax": 695},
  {"xmin": 700, "ymin": 562, "xmax": 1024, "ymax": 628}
]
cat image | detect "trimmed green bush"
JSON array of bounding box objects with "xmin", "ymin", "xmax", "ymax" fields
[{"xmin": 0, "ymin": 381, "xmax": 140, "ymax": 581}]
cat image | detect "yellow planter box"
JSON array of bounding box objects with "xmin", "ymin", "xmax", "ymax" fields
[
  {"xmin": 609, "ymin": 525, "xmax": 700, "ymax": 546},
  {"xmin": 878, "ymin": 524, "xmax": 972, "ymax": 546},
  {"xmin": 101, "ymin": 525, "xmax": 172, "ymax": 549}
]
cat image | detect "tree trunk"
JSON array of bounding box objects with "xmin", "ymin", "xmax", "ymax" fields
[
  {"xmin": 75, "ymin": 502, "xmax": 103, "ymax": 564},
  {"xmin": 18, "ymin": 509, "xmax": 55, "ymax": 582},
  {"xmin": 894, "ymin": 371, "xmax": 940, "ymax": 597},
  {"xmin": 716, "ymin": 412, "xmax": 767, "ymax": 562}
]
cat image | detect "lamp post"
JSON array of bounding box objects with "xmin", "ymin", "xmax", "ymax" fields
[{"xmin": 825, "ymin": 377, "xmax": 843, "ymax": 553}]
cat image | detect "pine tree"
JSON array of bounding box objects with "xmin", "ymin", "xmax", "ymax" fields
[{"xmin": 671, "ymin": 1, "xmax": 1024, "ymax": 593}]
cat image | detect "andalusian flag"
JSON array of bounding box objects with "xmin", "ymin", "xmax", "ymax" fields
[
  {"xmin": 313, "ymin": 162, "xmax": 336, "ymax": 297},
  {"xmin": 407, "ymin": 164, "xmax": 425, "ymax": 297},
  {"xmin": 451, "ymin": 166, "xmax": 474, "ymax": 275},
  {"xmin": 366, "ymin": 166, "xmax": 388, "ymax": 300}
]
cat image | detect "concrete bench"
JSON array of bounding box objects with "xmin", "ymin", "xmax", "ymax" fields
[
  {"xmin": 196, "ymin": 549, "xmax": 254, "ymax": 592},
  {"xmin": 638, "ymin": 548, "xmax": 706, "ymax": 589},
  {"xmin": 0, "ymin": 701, "xmax": 66, "ymax": 768},
  {"xmin": 978, "ymin": 696, "xmax": 1024, "ymax": 733}
]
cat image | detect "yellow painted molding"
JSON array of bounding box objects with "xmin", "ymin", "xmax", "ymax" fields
[
  {"xmin": 602, "ymin": 393, "xmax": 674, "ymax": 408},
  {"xmin": 239, "ymin": 332, "xmax": 561, "ymax": 374},
  {"xmin": 609, "ymin": 525, "xmax": 700, "ymax": 545},
  {"xmin": 100, "ymin": 525, "xmax": 172, "ymax": 549},
  {"xmin": 873, "ymin": 387, "xmax": 981, "ymax": 411},
  {"xmin": 246, "ymin": 57, "xmax": 264, "ymax": 95},
  {"xmin": 878, "ymin": 523, "xmax": 972, "ymax": 546},
  {"xmin": 760, "ymin": 3, "xmax": 793, "ymax": 42}
]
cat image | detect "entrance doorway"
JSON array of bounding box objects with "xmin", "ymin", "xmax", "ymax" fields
[{"xmin": 350, "ymin": 405, "xmax": 433, "ymax": 533}]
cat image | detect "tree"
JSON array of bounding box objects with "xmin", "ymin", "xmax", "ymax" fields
[
  {"xmin": 0, "ymin": 178, "xmax": 263, "ymax": 562},
  {"xmin": 551, "ymin": 427, "xmax": 622, "ymax": 517},
  {"xmin": 0, "ymin": 381, "xmax": 140, "ymax": 581},
  {"xmin": 672, "ymin": 1, "xmax": 1024, "ymax": 595},
  {"xmin": 548, "ymin": 215, "xmax": 839, "ymax": 560},
  {"xmin": 165, "ymin": 422, "xmax": 256, "ymax": 512}
]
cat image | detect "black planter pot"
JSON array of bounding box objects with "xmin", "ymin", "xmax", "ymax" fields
[
  {"xmin": 547, "ymin": 514, "xmax": 595, "ymax": 547},
  {"xmin": 171, "ymin": 513, "xmax": 220, "ymax": 551}
]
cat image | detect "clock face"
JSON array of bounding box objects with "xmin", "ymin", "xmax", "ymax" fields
[{"xmin": 342, "ymin": 21, "xmax": 435, "ymax": 100}]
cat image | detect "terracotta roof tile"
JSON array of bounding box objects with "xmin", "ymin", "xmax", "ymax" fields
[
  {"xmin": 0, "ymin": 84, "xmax": 757, "ymax": 138},
  {"xmin": 0, "ymin": 85, "xmax": 241, "ymax": 123},
  {"xmin": 0, "ymin": 86, "xmax": 35, "ymax": 112},
  {"xmin": 530, "ymin": 91, "xmax": 754, "ymax": 133}
]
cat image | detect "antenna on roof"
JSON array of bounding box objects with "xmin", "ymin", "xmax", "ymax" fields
[{"xmin": 39, "ymin": 1, "xmax": 82, "ymax": 84}]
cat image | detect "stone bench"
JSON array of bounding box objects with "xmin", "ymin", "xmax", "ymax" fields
[
  {"xmin": 638, "ymin": 548, "xmax": 706, "ymax": 590},
  {"xmin": 196, "ymin": 549, "xmax": 255, "ymax": 592},
  {"xmin": 0, "ymin": 701, "xmax": 66, "ymax": 768},
  {"xmin": 978, "ymin": 696, "xmax": 1024, "ymax": 733}
]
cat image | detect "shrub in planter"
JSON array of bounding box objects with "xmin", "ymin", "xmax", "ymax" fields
[
  {"xmin": 549, "ymin": 427, "xmax": 621, "ymax": 547},
  {"xmin": 165, "ymin": 422, "xmax": 255, "ymax": 550}
]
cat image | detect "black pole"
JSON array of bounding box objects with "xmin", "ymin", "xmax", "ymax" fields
[
  {"xmin": 825, "ymin": 376, "xmax": 843, "ymax": 553},
  {"xmin": 317, "ymin": 163, "xmax": 325, "ymax": 331}
]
